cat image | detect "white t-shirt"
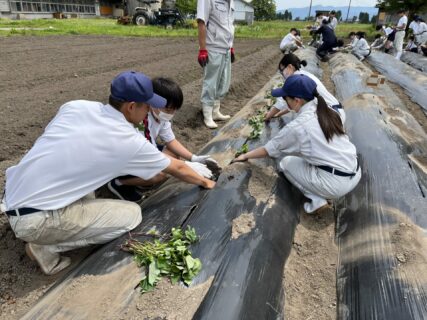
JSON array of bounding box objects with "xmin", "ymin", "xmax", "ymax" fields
[
  {"xmin": 274, "ymin": 70, "xmax": 345, "ymax": 123},
  {"xmin": 4, "ymin": 101, "xmax": 171, "ymax": 211},
  {"xmin": 409, "ymin": 20, "xmax": 419, "ymax": 33},
  {"xmin": 146, "ymin": 112, "xmax": 175, "ymax": 145},
  {"xmin": 354, "ymin": 38, "xmax": 370, "ymax": 51},
  {"xmin": 197, "ymin": 0, "xmax": 235, "ymax": 54},
  {"xmin": 264, "ymin": 100, "xmax": 357, "ymax": 173},
  {"xmin": 329, "ymin": 17, "xmax": 338, "ymax": 30},
  {"xmin": 397, "ymin": 15, "xmax": 408, "ymax": 29},
  {"xmin": 280, "ymin": 33, "xmax": 296, "ymax": 51},
  {"xmin": 417, "ymin": 22, "xmax": 427, "ymax": 35}
]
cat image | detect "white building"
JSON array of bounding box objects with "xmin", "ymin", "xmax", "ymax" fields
[{"xmin": 234, "ymin": 0, "xmax": 254, "ymax": 25}]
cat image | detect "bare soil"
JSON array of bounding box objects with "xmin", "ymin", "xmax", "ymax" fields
[
  {"xmin": 282, "ymin": 60, "xmax": 338, "ymax": 320},
  {"xmin": 0, "ymin": 35, "xmax": 281, "ymax": 319}
]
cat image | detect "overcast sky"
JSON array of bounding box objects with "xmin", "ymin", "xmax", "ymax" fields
[{"xmin": 276, "ymin": 0, "xmax": 378, "ymax": 10}]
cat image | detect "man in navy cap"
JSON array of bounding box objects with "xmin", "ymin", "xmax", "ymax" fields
[{"xmin": 1, "ymin": 71, "xmax": 215, "ymax": 275}]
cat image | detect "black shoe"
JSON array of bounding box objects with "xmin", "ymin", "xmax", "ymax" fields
[{"xmin": 107, "ymin": 180, "xmax": 143, "ymax": 202}]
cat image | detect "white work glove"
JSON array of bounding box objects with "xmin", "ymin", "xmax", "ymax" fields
[
  {"xmin": 185, "ymin": 161, "xmax": 213, "ymax": 179},
  {"xmin": 191, "ymin": 154, "xmax": 218, "ymax": 165}
]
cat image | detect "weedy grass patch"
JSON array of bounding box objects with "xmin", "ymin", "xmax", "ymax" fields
[
  {"xmin": 0, "ymin": 18, "xmax": 376, "ymax": 39},
  {"xmin": 122, "ymin": 226, "xmax": 202, "ymax": 293}
]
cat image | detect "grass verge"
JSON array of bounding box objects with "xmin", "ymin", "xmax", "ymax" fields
[{"xmin": 0, "ymin": 18, "xmax": 377, "ymax": 39}]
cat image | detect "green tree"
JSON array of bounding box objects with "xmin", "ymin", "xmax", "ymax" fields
[
  {"xmin": 176, "ymin": 0, "xmax": 197, "ymax": 16},
  {"xmin": 376, "ymin": 0, "xmax": 427, "ymax": 13},
  {"xmin": 252, "ymin": 0, "xmax": 276, "ymax": 20},
  {"xmin": 336, "ymin": 10, "xmax": 342, "ymax": 21},
  {"xmin": 371, "ymin": 14, "xmax": 377, "ymax": 24},
  {"xmin": 284, "ymin": 10, "xmax": 289, "ymax": 20},
  {"xmin": 359, "ymin": 12, "xmax": 370, "ymax": 23},
  {"xmin": 289, "ymin": 12, "xmax": 292, "ymax": 21}
]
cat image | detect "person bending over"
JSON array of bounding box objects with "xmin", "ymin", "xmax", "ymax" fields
[
  {"xmin": 265, "ymin": 53, "xmax": 345, "ymax": 123},
  {"xmin": 108, "ymin": 77, "xmax": 217, "ymax": 201},
  {"xmin": 1, "ymin": 71, "xmax": 215, "ymax": 275},
  {"xmin": 234, "ymin": 74, "xmax": 361, "ymax": 214}
]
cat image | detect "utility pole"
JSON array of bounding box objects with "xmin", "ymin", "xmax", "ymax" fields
[
  {"xmin": 345, "ymin": 0, "xmax": 352, "ymax": 22},
  {"xmin": 307, "ymin": 0, "xmax": 313, "ymax": 21}
]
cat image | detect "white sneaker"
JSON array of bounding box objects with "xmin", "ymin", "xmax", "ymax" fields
[{"xmin": 26, "ymin": 243, "xmax": 71, "ymax": 275}]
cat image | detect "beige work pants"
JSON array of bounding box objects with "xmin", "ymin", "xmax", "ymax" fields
[{"xmin": 7, "ymin": 193, "xmax": 142, "ymax": 253}]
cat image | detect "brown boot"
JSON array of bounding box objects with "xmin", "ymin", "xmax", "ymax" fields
[{"xmin": 26, "ymin": 243, "xmax": 71, "ymax": 275}]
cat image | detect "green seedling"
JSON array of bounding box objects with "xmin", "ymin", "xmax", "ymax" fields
[
  {"xmin": 235, "ymin": 143, "xmax": 249, "ymax": 157},
  {"xmin": 123, "ymin": 226, "xmax": 202, "ymax": 293},
  {"xmin": 248, "ymin": 114, "xmax": 265, "ymax": 139}
]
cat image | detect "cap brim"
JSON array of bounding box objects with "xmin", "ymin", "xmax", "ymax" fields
[
  {"xmin": 146, "ymin": 93, "xmax": 167, "ymax": 108},
  {"xmin": 271, "ymin": 87, "xmax": 287, "ymax": 98}
]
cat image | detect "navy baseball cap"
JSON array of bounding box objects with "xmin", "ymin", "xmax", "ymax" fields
[
  {"xmin": 110, "ymin": 71, "xmax": 166, "ymax": 108},
  {"xmin": 271, "ymin": 74, "xmax": 317, "ymax": 100}
]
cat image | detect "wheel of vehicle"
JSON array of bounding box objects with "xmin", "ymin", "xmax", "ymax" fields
[{"xmin": 133, "ymin": 12, "xmax": 148, "ymax": 26}]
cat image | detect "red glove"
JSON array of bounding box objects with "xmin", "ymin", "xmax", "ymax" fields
[
  {"xmin": 198, "ymin": 49, "xmax": 209, "ymax": 67},
  {"xmin": 230, "ymin": 47, "xmax": 235, "ymax": 63}
]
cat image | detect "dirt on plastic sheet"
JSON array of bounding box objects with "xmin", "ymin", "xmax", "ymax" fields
[
  {"xmin": 231, "ymin": 212, "xmax": 256, "ymax": 240},
  {"xmin": 247, "ymin": 163, "xmax": 277, "ymax": 204},
  {"xmin": 0, "ymin": 35, "xmax": 281, "ymax": 319}
]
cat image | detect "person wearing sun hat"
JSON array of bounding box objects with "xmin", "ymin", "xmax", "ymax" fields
[
  {"xmin": 233, "ymin": 74, "xmax": 361, "ymax": 214},
  {"xmin": 1, "ymin": 71, "xmax": 215, "ymax": 276}
]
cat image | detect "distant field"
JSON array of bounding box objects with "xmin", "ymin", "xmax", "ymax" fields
[{"xmin": 0, "ymin": 18, "xmax": 376, "ymax": 39}]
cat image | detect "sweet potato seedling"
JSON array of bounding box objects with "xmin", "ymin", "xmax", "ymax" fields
[{"xmin": 123, "ymin": 226, "xmax": 202, "ymax": 293}]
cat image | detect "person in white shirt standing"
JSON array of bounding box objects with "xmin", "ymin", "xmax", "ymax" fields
[
  {"xmin": 328, "ymin": 10, "xmax": 338, "ymax": 30},
  {"xmin": 233, "ymin": 74, "xmax": 361, "ymax": 214},
  {"xmin": 108, "ymin": 77, "xmax": 217, "ymax": 201},
  {"xmin": 394, "ymin": 9, "xmax": 408, "ymax": 60},
  {"xmin": 351, "ymin": 31, "xmax": 371, "ymax": 61},
  {"xmin": 279, "ymin": 28, "xmax": 303, "ymax": 53},
  {"xmin": 1, "ymin": 71, "xmax": 215, "ymax": 275},
  {"xmin": 197, "ymin": 0, "xmax": 235, "ymax": 129}
]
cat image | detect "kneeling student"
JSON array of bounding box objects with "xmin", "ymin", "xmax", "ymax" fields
[
  {"xmin": 108, "ymin": 77, "xmax": 217, "ymax": 201},
  {"xmin": 351, "ymin": 31, "xmax": 371, "ymax": 61},
  {"xmin": 234, "ymin": 74, "xmax": 361, "ymax": 214},
  {"xmin": 1, "ymin": 71, "xmax": 215, "ymax": 275}
]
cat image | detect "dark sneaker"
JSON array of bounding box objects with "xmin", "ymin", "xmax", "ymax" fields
[{"xmin": 107, "ymin": 180, "xmax": 143, "ymax": 202}]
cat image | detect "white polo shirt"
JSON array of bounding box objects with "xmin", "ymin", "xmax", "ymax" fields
[
  {"xmin": 397, "ymin": 15, "xmax": 408, "ymax": 30},
  {"xmin": 409, "ymin": 20, "xmax": 419, "ymax": 33},
  {"xmin": 4, "ymin": 100, "xmax": 171, "ymax": 211},
  {"xmin": 274, "ymin": 70, "xmax": 345, "ymax": 122},
  {"xmin": 279, "ymin": 33, "xmax": 296, "ymax": 51},
  {"xmin": 265, "ymin": 100, "xmax": 357, "ymax": 173},
  {"xmin": 146, "ymin": 112, "xmax": 175, "ymax": 145},
  {"xmin": 329, "ymin": 17, "xmax": 338, "ymax": 30},
  {"xmin": 197, "ymin": 0, "xmax": 235, "ymax": 54}
]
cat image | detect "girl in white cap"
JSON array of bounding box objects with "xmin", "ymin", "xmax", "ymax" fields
[
  {"xmin": 234, "ymin": 74, "xmax": 361, "ymax": 214},
  {"xmin": 265, "ymin": 53, "xmax": 345, "ymax": 124}
]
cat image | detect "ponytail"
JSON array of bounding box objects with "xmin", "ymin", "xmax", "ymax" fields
[
  {"xmin": 279, "ymin": 53, "xmax": 308, "ymax": 71},
  {"xmin": 313, "ymin": 90, "xmax": 345, "ymax": 142}
]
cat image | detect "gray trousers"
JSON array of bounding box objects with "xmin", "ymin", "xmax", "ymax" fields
[
  {"xmin": 7, "ymin": 193, "xmax": 141, "ymax": 253},
  {"xmin": 201, "ymin": 50, "xmax": 232, "ymax": 107}
]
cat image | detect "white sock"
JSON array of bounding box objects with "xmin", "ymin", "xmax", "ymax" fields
[{"xmin": 395, "ymin": 51, "xmax": 402, "ymax": 60}]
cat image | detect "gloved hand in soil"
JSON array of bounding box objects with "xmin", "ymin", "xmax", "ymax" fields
[
  {"xmin": 230, "ymin": 48, "xmax": 235, "ymax": 63},
  {"xmin": 185, "ymin": 161, "xmax": 213, "ymax": 179},
  {"xmin": 198, "ymin": 49, "xmax": 209, "ymax": 67},
  {"xmin": 191, "ymin": 154, "xmax": 218, "ymax": 165}
]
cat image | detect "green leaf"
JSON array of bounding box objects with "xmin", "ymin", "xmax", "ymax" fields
[
  {"xmin": 148, "ymin": 261, "xmax": 160, "ymax": 285},
  {"xmin": 185, "ymin": 255, "xmax": 195, "ymax": 270}
]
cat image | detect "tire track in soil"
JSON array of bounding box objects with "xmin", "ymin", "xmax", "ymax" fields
[
  {"xmin": 0, "ymin": 36, "xmax": 281, "ymax": 319},
  {"xmin": 283, "ymin": 60, "xmax": 338, "ymax": 320}
]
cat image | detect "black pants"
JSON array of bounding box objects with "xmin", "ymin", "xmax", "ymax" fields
[{"xmin": 316, "ymin": 42, "xmax": 334, "ymax": 58}]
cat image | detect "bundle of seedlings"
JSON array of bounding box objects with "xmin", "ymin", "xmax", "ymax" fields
[
  {"xmin": 249, "ymin": 112, "xmax": 265, "ymax": 139},
  {"xmin": 122, "ymin": 227, "xmax": 202, "ymax": 293}
]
